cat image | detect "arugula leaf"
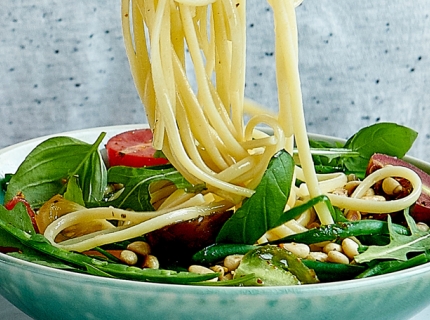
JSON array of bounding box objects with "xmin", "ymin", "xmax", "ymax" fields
[
  {"xmin": 102, "ymin": 166, "xmax": 200, "ymax": 211},
  {"xmin": 216, "ymin": 149, "xmax": 295, "ymax": 244},
  {"xmin": 5, "ymin": 133, "xmax": 107, "ymax": 208},
  {"xmin": 355, "ymin": 210, "xmax": 430, "ymax": 263},
  {"xmin": 343, "ymin": 122, "xmax": 417, "ymax": 173}
]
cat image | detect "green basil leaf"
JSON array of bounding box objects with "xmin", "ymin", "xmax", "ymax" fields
[
  {"xmin": 343, "ymin": 122, "xmax": 417, "ymax": 172},
  {"xmin": 216, "ymin": 149, "xmax": 295, "ymax": 244},
  {"xmin": 103, "ymin": 166, "xmax": 199, "ymax": 211},
  {"xmin": 5, "ymin": 134, "xmax": 106, "ymax": 208},
  {"xmin": 64, "ymin": 176, "xmax": 85, "ymax": 206}
]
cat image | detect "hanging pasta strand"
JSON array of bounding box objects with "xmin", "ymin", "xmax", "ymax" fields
[{"xmin": 120, "ymin": 0, "xmax": 328, "ymax": 216}]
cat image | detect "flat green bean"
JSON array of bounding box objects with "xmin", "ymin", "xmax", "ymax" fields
[{"xmin": 266, "ymin": 220, "xmax": 410, "ymax": 245}]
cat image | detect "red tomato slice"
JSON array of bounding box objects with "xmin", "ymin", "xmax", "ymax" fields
[
  {"xmin": 106, "ymin": 129, "xmax": 169, "ymax": 167},
  {"xmin": 5, "ymin": 196, "xmax": 40, "ymax": 233}
]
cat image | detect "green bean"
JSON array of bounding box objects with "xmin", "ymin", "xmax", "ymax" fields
[
  {"xmin": 0, "ymin": 217, "xmax": 219, "ymax": 284},
  {"xmin": 266, "ymin": 220, "xmax": 410, "ymax": 245},
  {"xmin": 356, "ymin": 252, "xmax": 430, "ymax": 278},
  {"xmin": 192, "ymin": 243, "xmax": 255, "ymax": 264},
  {"xmin": 302, "ymin": 260, "xmax": 366, "ymax": 282}
]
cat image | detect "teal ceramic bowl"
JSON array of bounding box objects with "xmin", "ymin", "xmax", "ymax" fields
[{"xmin": 1, "ymin": 125, "xmax": 430, "ymax": 320}]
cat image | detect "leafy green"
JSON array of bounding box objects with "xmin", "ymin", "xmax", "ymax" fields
[
  {"xmin": 0, "ymin": 203, "xmax": 34, "ymax": 250},
  {"xmin": 63, "ymin": 176, "xmax": 85, "ymax": 206},
  {"xmin": 216, "ymin": 150, "xmax": 295, "ymax": 244},
  {"xmin": 5, "ymin": 133, "xmax": 107, "ymax": 208},
  {"xmin": 355, "ymin": 211, "xmax": 430, "ymax": 263},
  {"xmin": 0, "ymin": 212, "xmax": 219, "ymax": 284},
  {"xmin": 101, "ymin": 166, "xmax": 200, "ymax": 211},
  {"xmin": 306, "ymin": 122, "xmax": 417, "ymax": 176},
  {"xmin": 234, "ymin": 246, "xmax": 319, "ymax": 286},
  {"xmin": 8, "ymin": 249, "xmax": 79, "ymax": 271},
  {"xmin": 343, "ymin": 122, "xmax": 417, "ymax": 173}
]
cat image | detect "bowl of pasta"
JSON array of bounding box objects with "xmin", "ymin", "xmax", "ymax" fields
[
  {"xmin": 3, "ymin": 0, "xmax": 430, "ymax": 319},
  {"xmin": 1, "ymin": 124, "xmax": 430, "ymax": 320}
]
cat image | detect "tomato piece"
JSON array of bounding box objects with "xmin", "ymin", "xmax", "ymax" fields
[
  {"xmin": 5, "ymin": 195, "xmax": 40, "ymax": 233},
  {"xmin": 106, "ymin": 129, "xmax": 169, "ymax": 167}
]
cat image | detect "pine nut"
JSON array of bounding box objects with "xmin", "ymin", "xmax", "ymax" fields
[
  {"xmin": 327, "ymin": 251, "xmax": 350, "ymax": 264},
  {"xmin": 382, "ymin": 177, "xmax": 403, "ymax": 196},
  {"xmin": 142, "ymin": 255, "xmax": 159, "ymax": 269},
  {"xmin": 279, "ymin": 242, "xmax": 310, "ymax": 259},
  {"xmin": 345, "ymin": 210, "xmax": 361, "ymax": 221},
  {"xmin": 417, "ymin": 222, "xmax": 430, "ymax": 232},
  {"xmin": 306, "ymin": 252, "xmax": 328, "ymax": 262},
  {"xmin": 210, "ymin": 265, "xmax": 227, "ymax": 277},
  {"xmin": 127, "ymin": 241, "xmax": 151, "ymax": 256},
  {"xmin": 119, "ymin": 250, "xmax": 139, "ymax": 265},
  {"xmin": 223, "ymin": 255, "xmax": 243, "ymax": 271},
  {"xmin": 188, "ymin": 265, "xmax": 217, "ymax": 282},
  {"xmin": 342, "ymin": 238, "xmax": 359, "ymax": 259},
  {"xmin": 323, "ymin": 242, "xmax": 342, "ymax": 254},
  {"xmin": 343, "ymin": 181, "xmax": 360, "ymax": 195},
  {"xmin": 188, "ymin": 265, "xmax": 215, "ymax": 274}
]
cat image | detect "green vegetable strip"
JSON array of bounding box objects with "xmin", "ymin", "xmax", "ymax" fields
[
  {"xmin": 266, "ymin": 220, "xmax": 410, "ymax": 245},
  {"xmin": 192, "ymin": 243, "xmax": 256, "ymax": 264},
  {"xmin": 0, "ymin": 218, "xmax": 218, "ymax": 284},
  {"xmin": 356, "ymin": 252, "xmax": 430, "ymax": 279},
  {"xmin": 302, "ymin": 260, "xmax": 366, "ymax": 282}
]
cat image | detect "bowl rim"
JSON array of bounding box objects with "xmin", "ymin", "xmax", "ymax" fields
[{"xmin": 1, "ymin": 123, "xmax": 430, "ymax": 294}]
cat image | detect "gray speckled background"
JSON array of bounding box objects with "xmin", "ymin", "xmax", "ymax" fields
[{"xmin": 2, "ymin": 1, "xmax": 430, "ymax": 159}]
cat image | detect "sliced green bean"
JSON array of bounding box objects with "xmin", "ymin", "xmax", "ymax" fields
[
  {"xmin": 302, "ymin": 259, "xmax": 366, "ymax": 282},
  {"xmin": 356, "ymin": 252, "xmax": 430, "ymax": 278},
  {"xmin": 192, "ymin": 243, "xmax": 255, "ymax": 264},
  {"xmin": 0, "ymin": 217, "xmax": 219, "ymax": 284},
  {"xmin": 266, "ymin": 220, "xmax": 410, "ymax": 245}
]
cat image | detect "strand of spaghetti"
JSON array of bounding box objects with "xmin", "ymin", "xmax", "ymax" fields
[
  {"xmin": 175, "ymin": 93, "xmax": 224, "ymax": 172},
  {"xmin": 180, "ymin": 4, "xmax": 248, "ymax": 159},
  {"xmin": 150, "ymin": 0, "xmax": 170, "ymax": 150},
  {"xmin": 170, "ymin": 1, "xmax": 186, "ymax": 64},
  {"xmin": 121, "ymin": 0, "xmax": 156, "ymax": 127},
  {"xmin": 212, "ymin": 1, "xmax": 232, "ymax": 116},
  {"xmin": 271, "ymin": 0, "xmax": 334, "ymax": 225},
  {"xmin": 327, "ymin": 166, "xmax": 422, "ymax": 213},
  {"xmin": 222, "ymin": 0, "xmax": 246, "ymax": 138},
  {"xmin": 172, "ymin": 52, "xmax": 232, "ymax": 170},
  {"xmin": 175, "ymin": 0, "xmax": 216, "ymax": 6},
  {"xmin": 46, "ymin": 201, "xmax": 231, "ymax": 252}
]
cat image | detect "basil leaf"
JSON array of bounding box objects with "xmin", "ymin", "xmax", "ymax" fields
[
  {"xmin": 103, "ymin": 166, "xmax": 199, "ymax": 211},
  {"xmin": 216, "ymin": 149, "xmax": 295, "ymax": 244},
  {"xmin": 5, "ymin": 134, "xmax": 106, "ymax": 208},
  {"xmin": 343, "ymin": 122, "xmax": 417, "ymax": 172},
  {"xmin": 64, "ymin": 176, "xmax": 85, "ymax": 206}
]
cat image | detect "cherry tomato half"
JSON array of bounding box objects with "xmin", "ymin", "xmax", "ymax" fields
[{"xmin": 106, "ymin": 129, "xmax": 169, "ymax": 167}]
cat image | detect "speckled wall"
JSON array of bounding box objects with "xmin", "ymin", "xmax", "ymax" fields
[{"xmin": 1, "ymin": 1, "xmax": 430, "ymax": 161}]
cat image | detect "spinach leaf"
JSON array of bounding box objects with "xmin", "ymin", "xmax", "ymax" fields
[
  {"xmin": 343, "ymin": 122, "xmax": 417, "ymax": 173},
  {"xmin": 5, "ymin": 133, "xmax": 107, "ymax": 208},
  {"xmin": 102, "ymin": 166, "xmax": 200, "ymax": 211},
  {"xmin": 0, "ymin": 203, "xmax": 34, "ymax": 250},
  {"xmin": 216, "ymin": 149, "xmax": 295, "ymax": 244}
]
